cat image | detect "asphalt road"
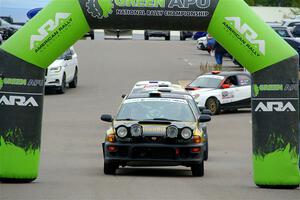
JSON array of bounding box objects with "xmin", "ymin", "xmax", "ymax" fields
[{"xmin": 1, "ymin": 40, "xmax": 299, "ymax": 200}]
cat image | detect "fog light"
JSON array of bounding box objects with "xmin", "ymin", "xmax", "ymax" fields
[
  {"xmin": 107, "ymin": 146, "xmax": 118, "ymax": 152},
  {"xmin": 193, "ymin": 136, "xmax": 201, "ymax": 143},
  {"xmin": 191, "ymin": 147, "xmax": 201, "ymax": 153},
  {"xmin": 106, "ymin": 134, "xmax": 115, "ymax": 142}
]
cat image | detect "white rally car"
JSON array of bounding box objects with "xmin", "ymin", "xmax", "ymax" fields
[
  {"xmin": 186, "ymin": 71, "xmax": 251, "ymax": 115},
  {"xmin": 45, "ymin": 47, "xmax": 78, "ymax": 94}
]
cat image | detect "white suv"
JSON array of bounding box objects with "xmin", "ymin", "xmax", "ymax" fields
[{"xmin": 45, "ymin": 47, "xmax": 78, "ymax": 94}]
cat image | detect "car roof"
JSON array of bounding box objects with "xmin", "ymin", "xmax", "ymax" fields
[
  {"xmin": 127, "ymin": 91, "xmax": 190, "ymax": 100},
  {"xmin": 202, "ymin": 71, "xmax": 250, "ymax": 77}
]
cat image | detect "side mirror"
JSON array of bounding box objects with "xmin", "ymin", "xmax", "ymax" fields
[
  {"xmin": 222, "ymin": 84, "xmax": 230, "ymax": 89},
  {"xmin": 199, "ymin": 115, "xmax": 211, "ymax": 123},
  {"xmin": 202, "ymin": 109, "xmax": 212, "ymax": 116},
  {"xmin": 101, "ymin": 114, "xmax": 113, "ymax": 122},
  {"xmin": 121, "ymin": 94, "xmax": 126, "ymax": 99},
  {"xmin": 64, "ymin": 54, "xmax": 72, "ymax": 60}
]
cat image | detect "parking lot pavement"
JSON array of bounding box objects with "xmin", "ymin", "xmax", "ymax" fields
[{"xmin": 1, "ymin": 40, "xmax": 299, "ymax": 200}]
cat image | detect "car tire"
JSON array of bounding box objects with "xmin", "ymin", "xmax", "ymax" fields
[
  {"xmin": 204, "ymin": 142, "xmax": 208, "ymax": 161},
  {"xmin": 191, "ymin": 161, "xmax": 204, "ymax": 177},
  {"xmin": 144, "ymin": 32, "xmax": 149, "ymax": 40},
  {"xmin": 104, "ymin": 160, "xmax": 118, "ymax": 175},
  {"xmin": 69, "ymin": 68, "xmax": 78, "ymax": 88},
  {"xmin": 165, "ymin": 35, "xmax": 170, "ymax": 41},
  {"xmin": 180, "ymin": 32, "xmax": 185, "ymax": 41},
  {"xmin": 206, "ymin": 97, "xmax": 220, "ymax": 115},
  {"xmin": 57, "ymin": 73, "xmax": 66, "ymax": 94}
]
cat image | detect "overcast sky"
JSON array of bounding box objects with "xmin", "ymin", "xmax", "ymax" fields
[{"xmin": 0, "ymin": 0, "xmax": 50, "ymax": 22}]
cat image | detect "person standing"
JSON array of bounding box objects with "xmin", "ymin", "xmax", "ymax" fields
[{"xmin": 213, "ymin": 41, "xmax": 227, "ymax": 71}]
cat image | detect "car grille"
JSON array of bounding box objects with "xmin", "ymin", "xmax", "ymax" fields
[{"xmin": 132, "ymin": 147, "xmax": 175, "ymax": 159}]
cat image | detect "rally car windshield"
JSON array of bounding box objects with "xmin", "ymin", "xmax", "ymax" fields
[
  {"xmin": 116, "ymin": 98, "xmax": 195, "ymax": 122},
  {"xmin": 189, "ymin": 75, "xmax": 224, "ymax": 88}
]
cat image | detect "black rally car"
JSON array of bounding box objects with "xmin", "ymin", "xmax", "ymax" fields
[{"xmin": 101, "ymin": 91, "xmax": 211, "ymax": 176}]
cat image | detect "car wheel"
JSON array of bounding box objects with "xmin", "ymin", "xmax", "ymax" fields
[
  {"xmin": 104, "ymin": 160, "xmax": 118, "ymax": 175},
  {"xmin": 191, "ymin": 161, "xmax": 204, "ymax": 177},
  {"xmin": 206, "ymin": 97, "xmax": 220, "ymax": 115},
  {"xmin": 69, "ymin": 68, "xmax": 78, "ymax": 88},
  {"xmin": 57, "ymin": 73, "xmax": 66, "ymax": 94},
  {"xmin": 165, "ymin": 35, "xmax": 170, "ymax": 40}
]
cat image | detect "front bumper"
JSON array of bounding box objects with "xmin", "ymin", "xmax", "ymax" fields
[
  {"xmin": 45, "ymin": 73, "xmax": 63, "ymax": 87},
  {"xmin": 103, "ymin": 142, "xmax": 204, "ymax": 166}
]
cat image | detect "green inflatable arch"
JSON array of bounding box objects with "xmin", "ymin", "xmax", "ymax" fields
[{"xmin": 0, "ymin": 0, "xmax": 300, "ymax": 188}]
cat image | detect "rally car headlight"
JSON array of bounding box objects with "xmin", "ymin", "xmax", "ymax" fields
[
  {"xmin": 166, "ymin": 126, "xmax": 178, "ymax": 138},
  {"xmin": 181, "ymin": 128, "xmax": 192, "ymax": 140},
  {"xmin": 131, "ymin": 124, "xmax": 142, "ymax": 137},
  {"xmin": 116, "ymin": 126, "xmax": 128, "ymax": 138}
]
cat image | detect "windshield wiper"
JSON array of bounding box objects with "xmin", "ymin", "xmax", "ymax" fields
[{"xmin": 152, "ymin": 118, "xmax": 180, "ymax": 122}]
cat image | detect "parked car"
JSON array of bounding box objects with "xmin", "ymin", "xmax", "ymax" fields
[
  {"xmin": 186, "ymin": 71, "xmax": 251, "ymax": 115},
  {"xmin": 193, "ymin": 32, "xmax": 207, "ymax": 40},
  {"xmin": 101, "ymin": 87, "xmax": 211, "ymax": 176},
  {"xmin": 197, "ymin": 34, "xmax": 215, "ymax": 53},
  {"xmin": 180, "ymin": 31, "xmax": 193, "ymax": 40},
  {"xmin": 45, "ymin": 47, "xmax": 78, "ymax": 94},
  {"xmin": 84, "ymin": 30, "xmax": 95, "ymax": 40},
  {"xmin": 269, "ymin": 25, "xmax": 300, "ymax": 66},
  {"xmin": 271, "ymin": 25, "xmax": 294, "ymax": 38},
  {"xmin": 104, "ymin": 29, "xmax": 133, "ymax": 39},
  {"xmin": 282, "ymin": 18, "xmax": 300, "ymax": 31},
  {"xmin": 144, "ymin": 30, "xmax": 170, "ymax": 40}
]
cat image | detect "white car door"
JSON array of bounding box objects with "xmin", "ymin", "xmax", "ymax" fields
[{"xmin": 231, "ymin": 74, "xmax": 251, "ymax": 106}]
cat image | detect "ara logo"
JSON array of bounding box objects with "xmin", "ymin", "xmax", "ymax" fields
[
  {"xmin": 255, "ymin": 102, "xmax": 296, "ymax": 112},
  {"xmin": 30, "ymin": 13, "xmax": 71, "ymax": 50},
  {"xmin": 225, "ymin": 17, "xmax": 265, "ymax": 55},
  {"xmin": 0, "ymin": 95, "xmax": 39, "ymax": 107}
]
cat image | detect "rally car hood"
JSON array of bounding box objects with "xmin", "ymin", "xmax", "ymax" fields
[
  {"xmin": 189, "ymin": 88, "xmax": 216, "ymax": 95},
  {"xmin": 114, "ymin": 120, "xmax": 196, "ymax": 136}
]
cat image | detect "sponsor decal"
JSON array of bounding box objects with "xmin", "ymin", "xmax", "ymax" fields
[
  {"xmin": 86, "ymin": 0, "xmax": 211, "ymax": 18},
  {"xmin": 0, "ymin": 77, "xmax": 44, "ymax": 90},
  {"xmin": 255, "ymin": 101, "xmax": 296, "ymax": 112},
  {"xmin": 30, "ymin": 13, "xmax": 72, "ymax": 52},
  {"xmin": 0, "ymin": 95, "xmax": 39, "ymax": 107},
  {"xmin": 253, "ymin": 84, "xmax": 297, "ymax": 97},
  {"xmin": 222, "ymin": 91, "xmax": 234, "ymax": 99},
  {"xmin": 223, "ymin": 17, "xmax": 265, "ymax": 57}
]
